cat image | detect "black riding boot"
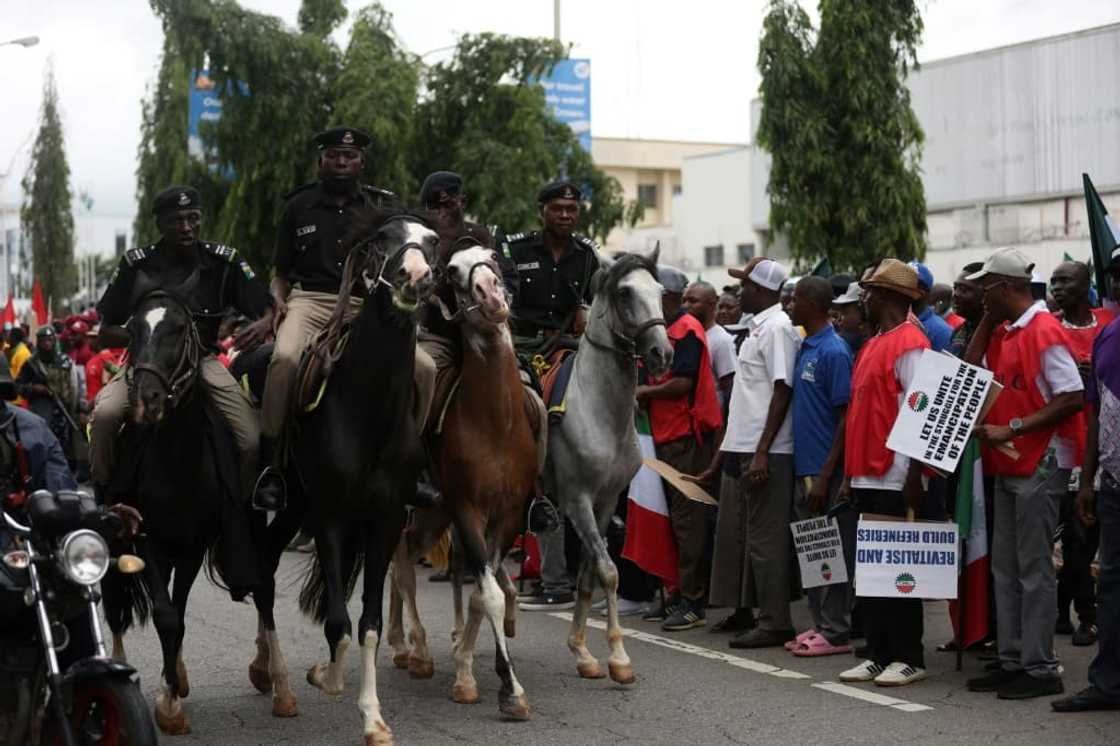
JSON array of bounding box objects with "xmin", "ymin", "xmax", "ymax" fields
[{"xmin": 251, "ymin": 436, "xmax": 287, "ymax": 512}]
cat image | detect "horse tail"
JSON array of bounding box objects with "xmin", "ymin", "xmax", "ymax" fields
[
  {"xmin": 297, "ymin": 538, "xmax": 365, "ymax": 623},
  {"xmin": 204, "ymin": 539, "xmax": 232, "ymax": 594},
  {"xmin": 102, "ymin": 562, "xmax": 153, "ymax": 632},
  {"xmin": 423, "ymin": 528, "xmax": 452, "ymax": 571}
]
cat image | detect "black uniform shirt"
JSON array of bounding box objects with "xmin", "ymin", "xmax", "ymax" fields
[
  {"xmin": 503, "ymin": 231, "xmax": 601, "ymax": 336},
  {"xmin": 273, "ymin": 182, "xmax": 398, "ymax": 294},
  {"xmin": 97, "ymin": 240, "xmax": 271, "ymax": 351}
]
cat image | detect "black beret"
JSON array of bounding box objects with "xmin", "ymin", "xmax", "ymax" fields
[
  {"xmin": 152, "ymin": 185, "xmax": 201, "ymax": 215},
  {"xmin": 420, "ymin": 171, "xmax": 463, "ymax": 208},
  {"xmin": 537, "ymin": 180, "xmax": 583, "ymax": 205},
  {"xmin": 314, "ymin": 126, "xmax": 371, "ymax": 150},
  {"xmin": 36, "ymin": 325, "xmax": 55, "ymax": 338}
]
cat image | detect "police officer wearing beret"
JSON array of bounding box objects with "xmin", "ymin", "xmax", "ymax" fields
[
  {"xmin": 502, "ymin": 180, "xmax": 602, "ymax": 351},
  {"xmin": 253, "ymin": 127, "xmax": 407, "ymax": 511},
  {"xmin": 90, "ymin": 185, "xmax": 272, "ymax": 506}
]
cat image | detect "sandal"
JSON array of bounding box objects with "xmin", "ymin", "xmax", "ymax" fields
[
  {"xmin": 784, "ymin": 628, "xmax": 817, "ymax": 651},
  {"xmin": 791, "ymin": 632, "xmax": 851, "ymax": 657}
]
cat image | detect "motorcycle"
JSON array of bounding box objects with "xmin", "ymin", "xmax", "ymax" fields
[{"xmin": 0, "ymin": 489, "xmax": 157, "ymax": 746}]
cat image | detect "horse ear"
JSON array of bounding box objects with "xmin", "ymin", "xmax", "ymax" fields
[
  {"xmin": 648, "ymin": 241, "xmax": 661, "ymax": 267},
  {"xmin": 589, "ymin": 254, "xmax": 613, "ymax": 297}
]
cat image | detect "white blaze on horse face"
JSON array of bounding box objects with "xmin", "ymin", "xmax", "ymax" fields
[
  {"xmin": 143, "ymin": 307, "xmax": 168, "ymax": 335},
  {"xmin": 401, "ymin": 222, "xmax": 435, "ymax": 287},
  {"xmin": 449, "ymin": 247, "xmax": 508, "ymax": 322}
]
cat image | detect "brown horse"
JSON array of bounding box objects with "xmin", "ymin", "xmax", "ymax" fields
[{"xmin": 388, "ymin": 244, "xmax": 539, "ymax": 720}]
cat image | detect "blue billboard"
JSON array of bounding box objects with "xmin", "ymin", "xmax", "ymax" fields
[
  {"xmin": 188, "ymin": 70, "xmax": 223, "ymax": 161},
  {"xmin": 536, "ymin": 59, "xmax": 591, "ymax": 151}
]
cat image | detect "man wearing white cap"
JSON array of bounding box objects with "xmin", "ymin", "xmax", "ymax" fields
[
  {"xmin": 964, "ymin": 247, "xmax": 1084, "ymax": 700},
  {"xmin": 717, "ymin": 258, "xmax": 801, "ymax": 648}
]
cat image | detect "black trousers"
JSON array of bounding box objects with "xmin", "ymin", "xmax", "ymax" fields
[
  {"xmin": 1058, "ymin": 490, "xmax": 1101, "ymax": 625},
  {"xmin": 853, "ymin": 487, "xmax": 926, "ymax": 669}
]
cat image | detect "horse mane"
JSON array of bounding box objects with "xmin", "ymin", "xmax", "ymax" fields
[
  {"xmin": 594, "ymin": 251, "xmax": 658, "ymax": 298},
  {"xmin": 341, "ymin": 207, "xmax": 437, "ymax": 254}
]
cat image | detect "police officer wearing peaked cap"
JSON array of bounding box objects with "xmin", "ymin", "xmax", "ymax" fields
[
  {"xmin": 91, "ymin": 184, "xmax": 273, "ymax": 506},
  {"xmin": 502, "ymin": 179, "xmax": 603, "ymax": 348}
]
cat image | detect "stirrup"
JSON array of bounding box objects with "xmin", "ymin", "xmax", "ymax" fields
[
  {"xmin": 251, "ymin": 466, "xmax": 287, "ymax": 512},
  {"xmin": 527, "ymin": 494, "xmax": 560, "ymax": 533}
]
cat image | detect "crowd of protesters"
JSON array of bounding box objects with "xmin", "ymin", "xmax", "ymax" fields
[{"xmin": 515, "ymin": 243, "xmax": 1120, "ymax": 709}]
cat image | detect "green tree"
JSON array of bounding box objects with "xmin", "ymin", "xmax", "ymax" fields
[
  {"xmin": 21, "ymin": 64, "xmax": 77, "ymax": 315},
  {"xmin": 757, "ymin": 0, "xmax": 927, "ymax": 271}
]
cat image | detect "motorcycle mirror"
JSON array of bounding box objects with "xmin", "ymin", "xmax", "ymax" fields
[{"xmin": 114, "ymin": 554, "xmax": 145, "ymax": 574}]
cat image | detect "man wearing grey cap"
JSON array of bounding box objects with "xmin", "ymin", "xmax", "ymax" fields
[
  {"xmin": 964, "ymin": 247, "xmax": 1084, "ymax": 700},
  {"xmin": 636, "ymin": 265, "xmax": 722, "ymax": 631},
  {"xmin": 716, "ymin": 258, "xmax": 801, "ymax": 648}
]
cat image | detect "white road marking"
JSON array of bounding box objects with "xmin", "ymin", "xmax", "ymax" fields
[{"xmin": 549, "ymin": 612, "xmax": 933, "ymax": 713}]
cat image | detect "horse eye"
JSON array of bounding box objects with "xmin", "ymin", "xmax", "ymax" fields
[{"xmin": 617, "ymin": 286, "xmax": 632, "ymax": 299}]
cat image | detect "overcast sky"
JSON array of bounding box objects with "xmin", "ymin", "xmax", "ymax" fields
[{"xmin": 2, "ymin": 0, "xmax": 1118, "ymax": 220}]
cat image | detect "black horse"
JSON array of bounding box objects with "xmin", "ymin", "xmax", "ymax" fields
[
  {"xmin": 289, "ymin": 210, "xmax": 436, "ymax": 746},
  {"xmin": 99, "ymin": 281, "xmax": 298, "ymax": 736}
]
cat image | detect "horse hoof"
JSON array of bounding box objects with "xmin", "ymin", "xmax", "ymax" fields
[
  {"xmin": 176, "ymin": 659, "xmax": 190, "ymax": 699},
  {"xmin": 576, "ymin": 660, "xmax": 606, "ymax": 679},
  {"xmin": 499, "ymin": 694, "xmax": 531, "ymax": 721},
  {"xmin": 408, "ymin": 657, "xmax": 434, "ymax": 680},
  {"xmin": 503, "ymin": 618, "xmax": 516, "ymax": 638},
  {"xmin": 306, "ymin": 664, "xmax": 343, "ymax": 695},
  {"xmin": 364, "ymin": 723, "xmax": 394, "ymax": 746},
  {"xmin": 452, "ymin": 682, "xmax": 480, "ymax": 704},
  {"xmin": 608, "ymin": 661, "xmax": 635, "ymax": 685},
  {"xmin": 154, "ymin": 698, "xmax": 190, "ymax": 736},
  {"xmin": 392, "ymin": 651, "xmax": 410, "ymax": 670},
  {"xmin": 249, "ymin": 664, "xmax": 273, "ymax": 694},
  {"xmin": 271, "ymin": 693, "xmax": 298, "ymax": 718}
]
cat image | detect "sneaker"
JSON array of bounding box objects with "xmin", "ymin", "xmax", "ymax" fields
[
  {"xmin": 839, "ymin": 660, "xmax": 886, "ymax": 683},
  {"xmin": 1052, "ymin": 686, "xmax": 1120, "ymax": 712},
  {"xmin": 642, "ymin": 597, "xmax": 679, "ymax": 623},
  {"xmin": 599, "ymin": 597, "xmax": 646, "ymax": 617},
  {"xmin": 1071, "ymin": 623, "xmax": 1098, "ymax": 647},
  {"xmin": 967, "ymin": 667, "xmax": 1020, "ymax": 692},
  {"xmin": 518, "ymin": 591, "xmax": 575, "ymax": 611},
  {"xmin": 662, "ymin": 601, "xmax": 706, "ymax": 631},
  {"xmin": 997, "ymin": 673, "xmax": 1063, "ymax": 700},
  {"xmin": 874, "ymin": 662, "xmax": 927, "ymax": 687}
]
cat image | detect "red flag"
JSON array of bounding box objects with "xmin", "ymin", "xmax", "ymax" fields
[
  {"xmin": 1, "ymin": 296, "xmax": 15, "ymax": 328},
  {"xmin": 31, "ymin": 281, "xmax": 48, "ymax": 325}
]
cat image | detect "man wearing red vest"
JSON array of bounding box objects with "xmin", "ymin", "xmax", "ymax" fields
[
  {"xmin": 965, "ymin": 248, "xmax": 1084, "ymax": 700},
  {"xmin": 1051, "ymin": 260, "xmax": 1114, "ymax": 646},
  {"xmin": 838, "ymin": 259, "xmax": 931, "ymax": 687},
  {"xmin": 637, "ymin": 265, "xmax": 722, "ymax": 631}
]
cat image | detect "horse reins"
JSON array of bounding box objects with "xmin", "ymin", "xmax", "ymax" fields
[
  {"xmin": 127, "ymin": 292, "xmax": 204, "ymax": 409},
  {"xmin": 583, "ymin": 268, "xmax": 666, "ymax": 359}
]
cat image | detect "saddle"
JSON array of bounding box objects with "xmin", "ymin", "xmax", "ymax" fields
[{"xmin": 537, "ymin": 349, "xmax": 576, "ymax": 422}]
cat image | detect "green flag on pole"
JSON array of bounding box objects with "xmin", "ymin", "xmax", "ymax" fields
[
  {"xmin": 810, "ymin": 257, "xmax": 833, "ymax": 278},
  {"xmin": 1082, "ymin": 173, "xmax": 1120, "ymax": 296}
]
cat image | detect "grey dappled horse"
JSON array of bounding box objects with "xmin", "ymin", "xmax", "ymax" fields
[{"xmin": 543, "ymin": 248, "xmax": 672, "ymax": 682}]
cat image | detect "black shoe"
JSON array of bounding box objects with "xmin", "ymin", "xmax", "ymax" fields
[
  {"xmin": 710, "ymin": 609, "xmax": 755, "ymax": 633},
  {"xmin": 998, "ymin": 674, "xmax": 1063, "ymax": 700},
  {"xmin": 527, "ymin": 496, "xmax": 560, "ymax": 533},
  {"xmin": 1055, "ymin": 616, "xmax": 1074, "ymax": 635},
  {"xmin": 251, "ymin": 466, "xmax": 287, "ymax": 512},
  {"xmin": 518, "ymin": 591, "xmax": 575, "ymax": 611},
  {"xmin": 728, "ymin": 627, "xmax": 795, "ymax": 649},
  {"xmin": 662, "ymin": 601, "xmax": 706, "ymax": 631},
  {"xmin": 1071, "ymin": 623, "xmax": 1098, "ymax": 647},
  {"xmin": 1052, "ymin": 686, "xmax": 1120, "ymax": 712},
  {"xmin": 967, "ymin": 667, "xmax": 1020, "ymax": 692}
]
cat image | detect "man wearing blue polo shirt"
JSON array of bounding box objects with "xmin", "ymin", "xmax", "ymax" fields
[
  {"xmin": 910, "ymin": 261, "xmax": 953, "ymax": 352},
  {"xmin": 787, "ymin": 276, "xmax": 855, "ymax": 657}
]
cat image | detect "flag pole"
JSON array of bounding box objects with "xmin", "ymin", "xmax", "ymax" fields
[{"xmin": 956, "ymin": 533, "xmax": 966, "ymax": 672}]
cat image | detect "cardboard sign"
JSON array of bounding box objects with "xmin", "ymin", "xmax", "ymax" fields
[
  {"xmin": 641, "ymin": 458, "xmax": 718, "ymax": 506},
  {"xmin": 790, "ymin": 517, "xmax": 848, "ymax": 589},
  {"xmin": 854, "ymin": 517, "xmax": 958, "ymax": 599},
  {"xmin": 886, "ymin": 350, "xmax": 995, "ymax": 474}
]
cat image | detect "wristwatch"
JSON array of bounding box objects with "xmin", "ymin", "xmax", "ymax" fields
[{"xmin": 1009, "ymin": 417, "xmax": 1024, "ymax": 434}]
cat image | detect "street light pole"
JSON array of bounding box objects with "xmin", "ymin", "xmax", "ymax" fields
[{"xmin": 554, "ymin": 0, "xmax": 561, "ymax": 43}]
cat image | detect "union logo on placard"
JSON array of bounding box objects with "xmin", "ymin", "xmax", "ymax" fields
[
  {"xmin": 895, "ymin": 572, "xmax": 917, "ymax": 594},
  {"xmin": 907, "ymin": 391, "xmax": 929, "ymax": 413},
  {"xmin": 821, "ymin": 563, "xmax": 832, "ymax": 581}
]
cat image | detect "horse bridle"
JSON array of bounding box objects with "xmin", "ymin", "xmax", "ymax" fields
[
  {"xmin": 359, "ymin": 215, "xmax": 431, "ymax": 309},
  {"xmin": 126, "ymin": 291, "xmax": 203, "ymax": 410},
  {"xmin": 584, "ymin": 267, "xmax": 667, "ymax": 359}
]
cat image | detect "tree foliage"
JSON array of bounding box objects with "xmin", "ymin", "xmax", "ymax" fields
[
  {"xmin": 21, "ymin": 64, "xmax": 76, "ymax": 315},
  {"xmin": 756, "ymin": 0, "xmax": 927, "ymax": 271},
  {"xmin": 134, "ymin": 1, "xmax": 630, "ymax": 274}
]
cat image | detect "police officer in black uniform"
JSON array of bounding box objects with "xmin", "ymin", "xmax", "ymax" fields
[
  {"xmin": 253, "ymin": 126, "xmax": 412, "ymax": 511},
  {"xmin": 90, "ymin": 185, "xmax": 273, "ymax": 505}
]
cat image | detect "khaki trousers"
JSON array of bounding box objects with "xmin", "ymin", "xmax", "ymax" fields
[
  {"xmin": 89, "ymin": 356, "xmax": 260, "ymax": 500},
  {"xmin": 260, "ymin": 288, "xmax": 436, "ymax": 439}
]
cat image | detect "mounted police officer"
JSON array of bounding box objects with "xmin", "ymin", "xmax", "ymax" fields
[
  {"xmin": 252, "ymin": 126, "xmax": 435, "ymax": 512},
  {"xmin": 90, "ymin": 185, "xmax": 272, "ymax": 506}
]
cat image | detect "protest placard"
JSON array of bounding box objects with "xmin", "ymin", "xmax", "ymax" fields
[
  {"xmin": 790, "ymin": 517, "xmax": 847, "ymax": 589},
  {"xmin": 641, "ymin": 458, "xmax": 718, "ymax": 506},
  {"xmin": 854, "ymin": 517, "xmax": 958, "ymax": 599},
  {"xmin": 886, "ymin": 350, "xmax": 995, "ymax": 474}
]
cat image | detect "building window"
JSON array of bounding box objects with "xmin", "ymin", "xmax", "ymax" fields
[
  {"xmin": 637, "ymin": 183, "xmax": 658, "ymax": 208},
  {"xmin": 737, "ymin": 243, "xmax": 755, "ymax": 264},
  {"xmin": 115, "ymin": 232, "xmax": 127, "ymax": 255},
  {"xmin": 672, "ymin": 184, "xmax": 682, "ymax": 196},
  {"xmin": 704, "ymin": 245, "xmax": 725, "ymax": 267}
]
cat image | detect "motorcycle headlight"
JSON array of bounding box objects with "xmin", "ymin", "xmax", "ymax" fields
[{"xmin": 58, "ymin": 530, "xmax": 109, "ymax": 586}]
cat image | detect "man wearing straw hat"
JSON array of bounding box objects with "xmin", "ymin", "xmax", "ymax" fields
[{"xmin": 838, "ymin": 258, "xmax": 931, "ymax": 687}]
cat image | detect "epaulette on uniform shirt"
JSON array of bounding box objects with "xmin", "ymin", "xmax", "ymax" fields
[
  {"xmin": 124, "ymin": 244, "xmax": 156, "ymax": 267},
  {"xmin": 361, "ymin": 184, "xmax": 398, "ymax": 201},
  {"xmin": 572, "ymin": 233, "xmax": 599, "ymax": 252},
  {"xmin": 202, "ymin": 241, "xmax": 256, "ymax": 280}
]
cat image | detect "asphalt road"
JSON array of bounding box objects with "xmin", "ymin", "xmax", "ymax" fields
[{"xmin": 115, "ymin": 552, "xmax": 1117, "ymax": 745}]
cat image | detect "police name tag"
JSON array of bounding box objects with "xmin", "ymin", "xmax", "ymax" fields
[
  {"xmin": 516, "ymin": 262, "xmax": 540, "ymax": 271},
  {"xmin": 296, "ymin": 224, "xmax": 317, "ymax": 237}
]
